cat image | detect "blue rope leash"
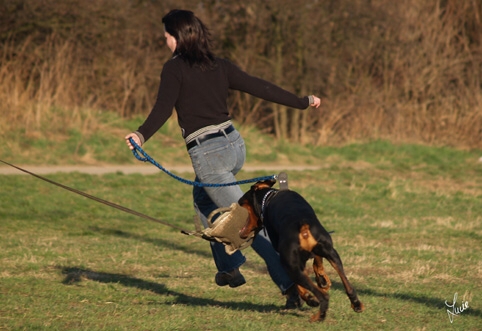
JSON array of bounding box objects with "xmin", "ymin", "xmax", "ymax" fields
[{"xmin": 129, "ymin": 138, "xmax": 276, "ymax": 187}]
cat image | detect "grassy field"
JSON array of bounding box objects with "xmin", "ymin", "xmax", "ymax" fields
[{"xmin": 1, "ymin": 121, "xmax": 481, "ymax": 330}]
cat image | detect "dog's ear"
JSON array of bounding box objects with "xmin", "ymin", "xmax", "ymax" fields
[
  {"xmin": 250, "ymin": 182, "xmax": 260, "ymax": 190},
  {"xmin": 254, "ymin": 182, "xmax": 270, "ymax": 191},
  {"xmin": 254, "ymin": 179, "xmax": 276, "ymax": 190}
]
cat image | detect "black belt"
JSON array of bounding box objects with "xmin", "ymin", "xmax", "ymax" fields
[{"xmin": 186, "ymin": 125, "xmax": 235, "ymax": 150}]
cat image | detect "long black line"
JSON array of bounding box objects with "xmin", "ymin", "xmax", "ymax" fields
[{"xmin": 0, "ymin": 160, "xmax": 186, "ymax": 232}]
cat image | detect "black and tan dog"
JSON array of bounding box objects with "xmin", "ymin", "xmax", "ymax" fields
[{"xmin": 238, "ymin": 179, "xmax": 364, "ymax": 322}]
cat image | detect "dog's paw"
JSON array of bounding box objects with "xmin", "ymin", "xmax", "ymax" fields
[
  {"xmin": 309, "ymin": 311, "xmax": 326, "ymax": 322},
  {"xmin": 300, "ymin": 292, "xmax": 320, "ymax": 307},
  {"xmin": 352, "ymin": 301, "xmax": 365, "ymax": 313},
  {"xmin": 305, "ymin": 296, "xmax": 320, "ymax": 307}
]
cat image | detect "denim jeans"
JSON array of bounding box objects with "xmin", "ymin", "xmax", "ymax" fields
[{"xmin": 188, "ymin": 128, "xmax": 293, "ymax": 294}]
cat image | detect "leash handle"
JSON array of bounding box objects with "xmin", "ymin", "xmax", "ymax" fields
[
  {"xmin": 130, "ymin": 138, "xmax": 148, "ymax": 162},
  {"xmin": 128, "ymin": 138, "xmax": 277, "ymax": 187}
]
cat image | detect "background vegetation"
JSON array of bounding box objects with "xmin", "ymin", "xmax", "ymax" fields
[{"xmin": 1, "ymin": 0, "xmax": 481, "ymax": 150}]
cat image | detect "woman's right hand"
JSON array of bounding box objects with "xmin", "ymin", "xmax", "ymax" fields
[{"xmin": 125, "ymin": 133, "xmax": 141, "ymax": 150}]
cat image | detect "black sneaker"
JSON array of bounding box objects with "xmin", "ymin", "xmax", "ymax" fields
[
  {"xmin": 215, "ymin": 268, "xmax": 246, "ymax": 288},
  {"xmin": 284, "ymin": 285, "xmax": 302, "ymax": 309}
]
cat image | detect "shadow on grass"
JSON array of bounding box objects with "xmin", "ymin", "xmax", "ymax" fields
[
  {"xmin": 330, "ymin": 281, "xmax": 482, "ymax": 319},
  {"xmin": 82, "ymin": 227, "xmax": 482, "ymax": 319},
  {"xmin": 88, "ymin": 226, "xmax": 271, "ymax": 275},
  {"xmin": 58, "ymin": 266, "xmax": 298, "ymax": 315}
]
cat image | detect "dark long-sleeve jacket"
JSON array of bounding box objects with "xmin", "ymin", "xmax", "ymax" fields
[{"xmin": 136, "ymin": 56, "xmax": 310, "ymax": 143}]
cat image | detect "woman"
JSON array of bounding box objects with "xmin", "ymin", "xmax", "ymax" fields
[{"xmin": 125, "ymin": 9, "xmax": 321, "ymax": 308}]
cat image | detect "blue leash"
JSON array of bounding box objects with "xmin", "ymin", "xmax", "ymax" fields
[{"xmin": 129, "ymin": 138, "xmax": 276, "ymax": 187}]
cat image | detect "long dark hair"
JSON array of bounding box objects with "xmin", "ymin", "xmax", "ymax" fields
[{"xmin": 162, "ymin": 9, "xmax": 216, "ymax": 70}]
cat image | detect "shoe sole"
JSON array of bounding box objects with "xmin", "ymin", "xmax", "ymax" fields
[{"xmin": 215, "ymin": 274, "xmax": 246, "ymax": 288}]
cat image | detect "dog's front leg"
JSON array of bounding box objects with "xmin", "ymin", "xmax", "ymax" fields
[
  {"xmin": 282, "ymin": 261, "xmax": 330, "ymax": 322},
  {"xmin": 296, "ymin": 284, "xmax": 320, "ymax": 307}
]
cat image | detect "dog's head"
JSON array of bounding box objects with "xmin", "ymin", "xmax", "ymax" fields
[{"xmin": 238, "ymin": 179, "xmax": 277, "ymax": 239}]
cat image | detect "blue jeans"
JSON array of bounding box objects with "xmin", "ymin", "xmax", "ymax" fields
[{"xmin": 188, "ymin": 128, "xmax": 293, "ymax": 294}]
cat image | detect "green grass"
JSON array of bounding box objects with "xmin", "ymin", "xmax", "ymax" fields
[{"xmin": 1, "ymin": 113, "xmax": 482, "ymax": 330}]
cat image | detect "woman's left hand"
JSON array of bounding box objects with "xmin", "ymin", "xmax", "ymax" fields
[{"xmin": 310, "ymin": 95, "xmax": 322, "ymax": 108}]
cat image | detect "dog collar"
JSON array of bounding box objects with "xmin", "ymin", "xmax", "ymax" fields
[{"xmin": 260, "ymin": 189, "xmax": 278, "ymax": 221}]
